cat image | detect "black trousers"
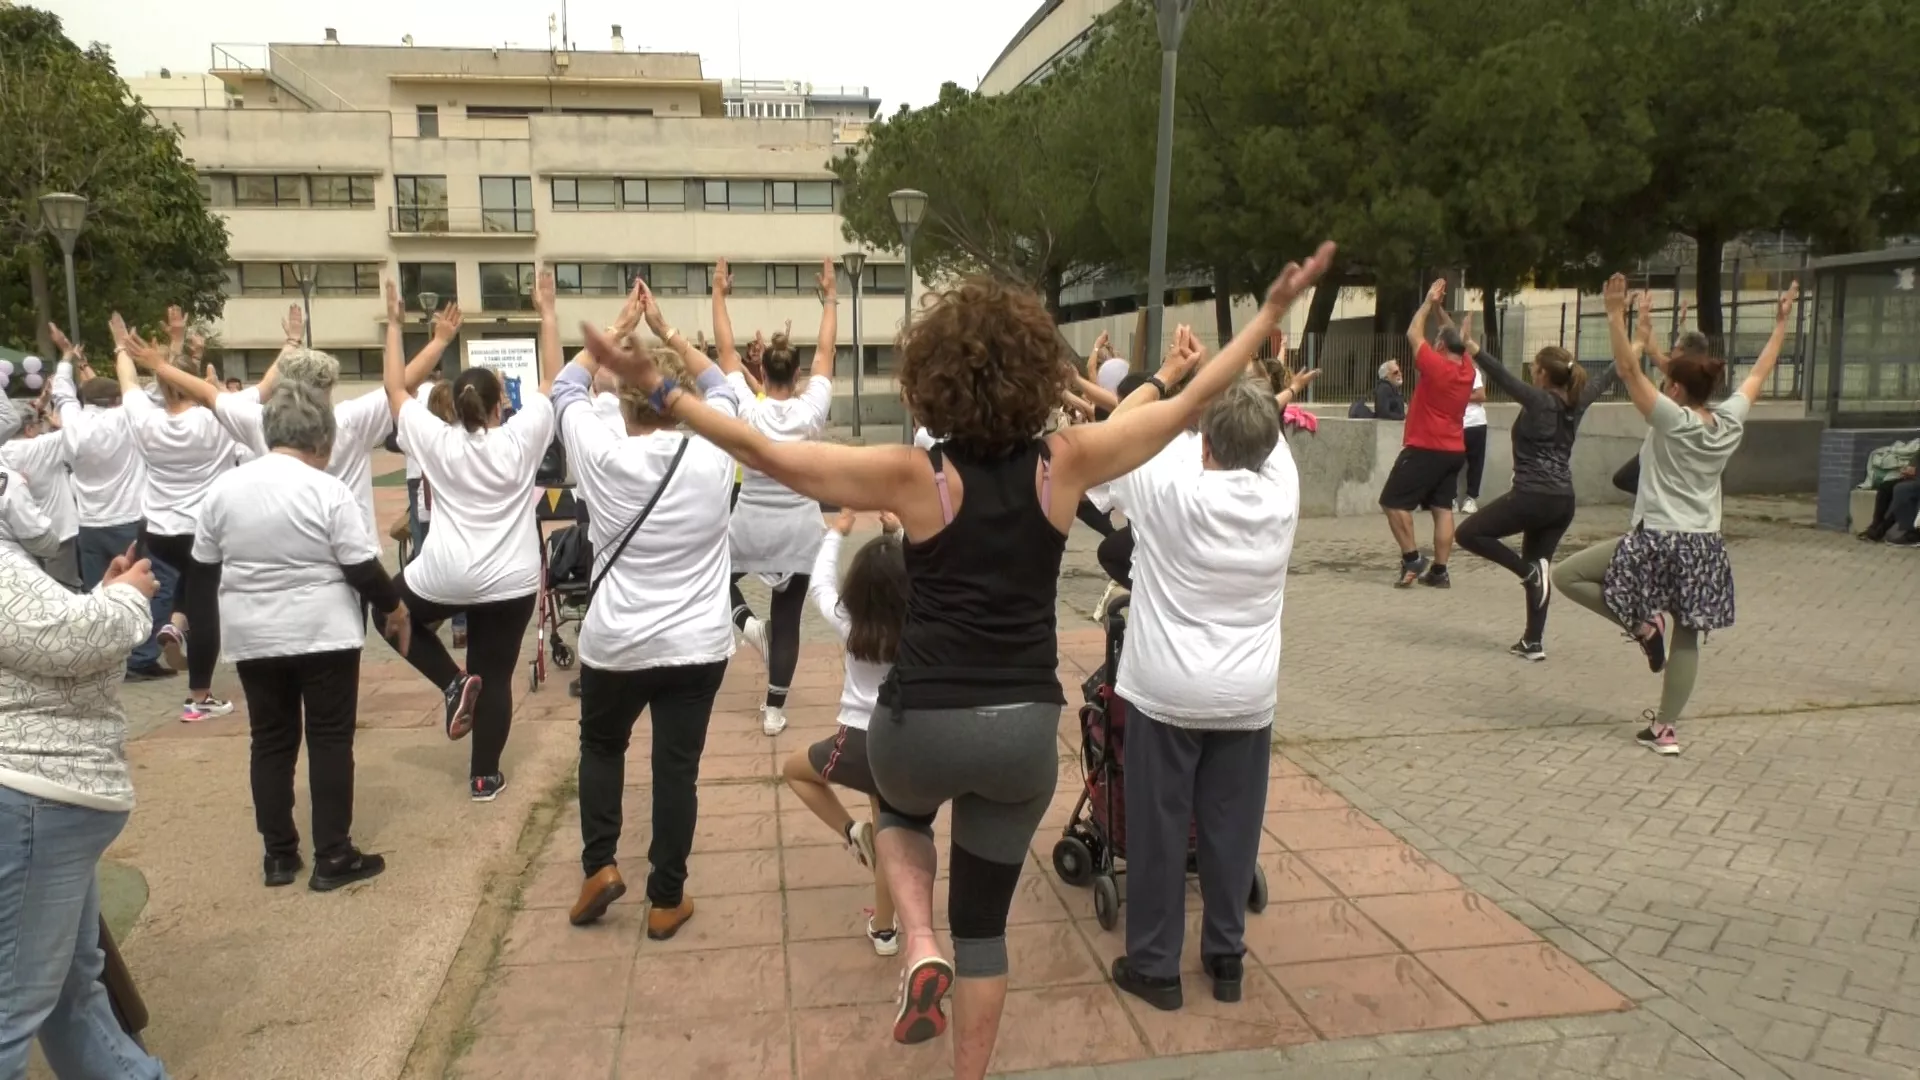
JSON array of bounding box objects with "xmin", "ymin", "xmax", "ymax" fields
[
  {"xmin": 1460, "ymin": 425, "xmax": 1489, "ymax": 500},
  {"xmin": 1098, "ymin": 526, "xmax": 1136, "ymax": 590},
  {"xmin": 577, "ymin": 661, "xmax": 728, "ymax": 905},
  {"xmin": 141, "ymin": 530, "xmax": 221, "ymax": 691},
  {"xmin": 1454, "ymin": 490, "xmax": 1578, "ymax": 644},
  {"xmin": 1076, "ymin": 498, "xmax": 1117, "ymax": 539},
  {"xmin": 393, "ymin": 580, "xmax": 536, "ymax": 778},
  {"xmin": 729, "ymin": 573, "xmax": 808, "ymax": 708},
  {"xmin": 236, "ymin": 648, "xmax": 361, "ymax": 862}
]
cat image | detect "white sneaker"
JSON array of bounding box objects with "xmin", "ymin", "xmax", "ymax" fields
[
  {"xmin": 1461, "ymin": 497, "xmax": 1479, "ymax": 515},
  {"xmin": 1092, "ymin": 582, "xmax": 1128, "ymax": 622},
  {"xmin": 867, "ymin": 914, "xmax": 901, "ymax": 957},
  {"xmin": 846, "ymin": 820, "xmax": 877, "ymax": 869},
  {"xmin": 761, "ymin": 705, "xmax": 787, "ymax": 736},
  {"xmin": 740, "ymin": 616, "xmax": 768, "ymax": 662}
]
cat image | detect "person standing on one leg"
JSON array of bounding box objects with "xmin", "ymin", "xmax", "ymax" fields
[
  {"xmin": 1104, "ymin": 371, "xmax": 1305, "ymax": 1012},
  {"xmin": 1554, "ymin": 277, "xmax": 1794, "ymax": 756},
  {"xmin": 1458, "ymin": 365, "xmax": 1487, "ymax": 514},
  {"xmin": 1379, "ymin": 279, "xmax": 1476, "ymax": 588}
]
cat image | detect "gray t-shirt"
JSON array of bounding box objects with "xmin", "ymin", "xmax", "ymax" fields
[{"xmin": 1631, "ymin": 395, "xmax": 1751, "ymax": 534}]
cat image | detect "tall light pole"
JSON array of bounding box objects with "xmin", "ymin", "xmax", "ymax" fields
[
  {"xmin": 1142, "ymin": 0, "xmax": 1196, "ymax": 364},
  {"xmin": 39, "ymin": 193, "xmax": 90, "ymax": 345},
  {"xmin": 418, "ymin": 290, "xmax": 442, "ymax": 374},
  {"xmin": 292, "ymin": 261, "xmax": 318, "ymax": 349},
  {"xmin": 889, "ymin": 189, "xmax": 928, "ymax": 445},
  {"xmin": 841, "ymin": 249, "xmax": 868, "ymax": 439}
]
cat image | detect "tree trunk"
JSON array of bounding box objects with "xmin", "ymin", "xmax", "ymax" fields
[
  {"xmin": 1212, "ymin": 265, "xmax": 1235, "ymax": 347},
  {"xmin": 1481, "ymin": 287, "xmax": 1502, "ymax": 358},
  {"xmin": 1693, "ymin": 227, "xmax": 1726, "ymax": 344},
  {"xmin": 1372, "ymin": 277, "xmax": 1420, "ymax": 345},
  {"xmin": 28, "ymin": 255, "xmax": 55, "ymax": 361},
  {"xmin": 1303, "ymin": 274, "xmax": 1342, "ymax": 337},
  {"xmin": 1043, "ymin": 267, "xmax": 1064, "ymax": 319}
]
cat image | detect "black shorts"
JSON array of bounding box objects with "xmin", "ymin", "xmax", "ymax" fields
[
  {"xmin": 805, "ymin": 725, "xmax": 877, "ymax": 796},
  {"xmin": 1380, "ymin": 448, "xmax": 1468, "ymax": 512}
]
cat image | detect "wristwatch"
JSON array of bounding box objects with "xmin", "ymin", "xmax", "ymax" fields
[
  {"xmin": 1147, "ymin": 375, "xmax": 1169, "ymax": 397},
  {"xmin": 648, "ymin": 378, "xmax": 681, "ymax": 414}
]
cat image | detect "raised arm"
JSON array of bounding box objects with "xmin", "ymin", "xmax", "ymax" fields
[
  {"xmin": 808, "ymin": 517, "xmax": 852, "ymax": 642},
  {"xmin": 382, "ymin": 278, "xmax": 410, "ymax": 416},
  {"xmin": 1074, "ymin": 373, "xmax": 1120, "ymax": 413},
  {"xmin": 1464, "ymin": 322, "xmax": 1546, "ymax": 407},
  {"xmin": 637, "ymin": 277, "xmax": 719, "ymax": 382},
  {"xmin": 404, "ymin": 304, "xmax": 462, "ymax": 392},
  {"xmin": 130, "ymin": 341, "xmax": 218, "ymax": 409},
  {"xmin": 711, "ymin": 259, "xmax": 741, "ymax": 369},
  {"xmin": 809, "ymin": 259, "xmax": 838, "ymax": 381},
  {"xmin": 1408, "ymin": 278, "xmax": 1444, "ymax": 354},
  {"xmin": 1604, "ymin": 274, "xmax": 1661, "ymax": 419},
  {"xmin": 535, "ymin": 268, "xmax": 563, "ymax": 395},
  {"xmin": 1739, "ymin": 281, "xmax": 1799, "ymax": 405}
]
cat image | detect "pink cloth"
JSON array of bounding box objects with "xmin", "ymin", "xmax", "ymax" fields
[{"xmin": 1283, "ymin": 404, "xmax": 1318, "ymax": 434}]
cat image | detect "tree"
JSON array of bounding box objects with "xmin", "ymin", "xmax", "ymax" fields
[{"xmin": 0, "ymin": 6, "xmax": 229, "ymax": 362}]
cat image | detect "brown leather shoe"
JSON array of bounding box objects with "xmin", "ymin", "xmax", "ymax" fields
[
  {"xmin": 646, "ymin": 897, "xmax": 695, "ymax": 940},
  {"xmin": 569, "ymin": 866, "xmax": 626, "ymax": 927}
]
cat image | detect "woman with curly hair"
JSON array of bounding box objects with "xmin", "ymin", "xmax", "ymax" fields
[{"xmin": 578, "ymin": 241, "xmax": 1335, "ymax": 1080}]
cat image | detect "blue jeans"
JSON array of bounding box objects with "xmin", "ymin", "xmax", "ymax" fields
[
  {"xmin": 0, "ymin": 786, "xmax": 167, "ymax": 1078},
  {"xmin": 76, "ymin": 524, "xmax": 176, "ymax": 672}
]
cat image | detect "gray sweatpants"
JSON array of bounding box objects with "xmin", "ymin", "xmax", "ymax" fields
[{"xmin": 1123, "ymin": 709, "xmax": 1271, "ymax": 980}]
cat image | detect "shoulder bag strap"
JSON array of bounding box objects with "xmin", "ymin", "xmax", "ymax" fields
[{"xmin": 589, "ymin": 436, "xmax": 690, "ymax": 600}]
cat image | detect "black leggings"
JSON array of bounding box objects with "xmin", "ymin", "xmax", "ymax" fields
[
  {"xmin": 1461, "ymin": 425, "xmax": 1489, "ymax": 500},
  {"xmin": 1098, "ymin": 527, "xmax": 1135, "ymax": 590},
  {"xmin": 1075, "ymin": 498, "xmax": 1117, "ymax": 539},
  {"xmin": 729, "ymin": 572, "xmax": 808, "ymax": 708},
  {"xmin": 393, "ymin": 580, "xmax": 536, "ymax": 778},
  {"xmin": 143, "ymin": 530, "xmax": 221, "ymax": 691},
  {"xmin": 1454, "ymin": 490, "xmax": 1577, "ymax": 644}
]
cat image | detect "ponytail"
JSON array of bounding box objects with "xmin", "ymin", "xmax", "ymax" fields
[
  {"xmin": 1532, "ymin": 346, "xmax": 1585, "ymax": 407},
  {"xmin": 763, "ymin": 332, "xmax": 800, "ymax": 386},
  {"xmin": 451, "ymin": 367, "xmax": 502, "ymax": 432}
]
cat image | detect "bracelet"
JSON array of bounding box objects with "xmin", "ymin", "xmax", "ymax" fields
[{"xmin": 1147, "ymin": 375, "xmax": 1168, "ymax": 397}]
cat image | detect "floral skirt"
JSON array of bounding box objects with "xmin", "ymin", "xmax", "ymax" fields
[{"xmin": 1601, "ymin": 526, "xmax": 1736, "ymax": 632}]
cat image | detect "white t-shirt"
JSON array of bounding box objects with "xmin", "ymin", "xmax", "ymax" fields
[
  {"xmin": 592, "ymin": 392, "xmax": 626, "ymax": 432},
  {"xmin": 215, "ymin": 388, "xmax": 393, "ymax": 533},
  {"xmin": 731, "ymin": 373, "xmax": 831, "ymax": 509},
  {"xmin": 50, "ymin": 363, "xmax": 147, "ymax": 528},
  {"xmin": 1632, "ymin": 394, "xmax": 1750, "ymax": 534},
  {"xmin": 404, "ymin": 383, "xmax": 433, "ymax": 481},
  {"xmin": 558, "ymin": 380, "xmax": 738, "ymax": 671},
  {"xmin": 808, "ymin": 530, "xmax": 891, "ymax": 731},
  {"xmin": 193, "ymin": 453, "xmax": 381, "ymax": 662},
  {"xmin": 1463, "ymin": 367, "xmax": 1487, "ymax": 428},
  {"xmin": 121, "ymin": 391, "xmax": 238, "ymax": 537},
  {"xmin": 1, "ymin": 431, "xmax": 77, "ymax": 542},
  {"xmin": 1109, "ymin": 431, "xmax": 1300, "ymax": 728},
  {"xmin": 396, "ymin": 392, "xmax": 554, "ymax": 605}
]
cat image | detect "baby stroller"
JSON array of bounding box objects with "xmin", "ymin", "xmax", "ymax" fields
[
  {"xmin": 529, "ymin": 485, "xmax": 590, "ymax": 692},
  {"xmin": 1051, "ymin": 596, "xmax": 1270, "ymax": 930}
]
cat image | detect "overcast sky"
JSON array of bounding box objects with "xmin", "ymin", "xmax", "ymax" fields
[{"xmin": 39, "ymin": 0, "xmax": 1043, "ymax": 112}]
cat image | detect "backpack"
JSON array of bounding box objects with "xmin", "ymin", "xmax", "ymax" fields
[{"xmin": 1348, "ymin": 399, "xmax": 1375, "ymax": 419}]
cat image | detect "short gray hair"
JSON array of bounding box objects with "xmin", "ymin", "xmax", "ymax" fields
[
  {"xmin": 1201, "ymin": 377, "xmax": 1281, "ymax": 472},
  {"xmin": 262, "ymin": 383, "xmax": 336, "ymax": 458},
  {"xmin": 277, "ymin": 348, "xmax": 341, "ymax": 393},
  {"xmin": 1378, "ymin": 360, "xmax": 1399, "ymax": 379},
  {"xmin": 1673, "ymin": 330, "xmax": 1713, "ymax": 357}
]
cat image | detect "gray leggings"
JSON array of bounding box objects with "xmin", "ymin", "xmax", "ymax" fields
[
  {"xmin": 1553, "ymin": 538, "xmax": 1700, "ymax": 726},
  {"xmin": 868, "ymin": 702, "xmax": 1060, "ymax": 977}
]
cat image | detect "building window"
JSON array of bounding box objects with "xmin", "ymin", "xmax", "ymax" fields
[
  {"xmin": 772, "ymin": 181, "xmax": 834, "ymax": 214},
  {"xmin": 480, "ymin": 176, "xmax": 534, "ymax": 233},
  {"xmin": 235, "ymin": 175, "xmax": 304, "ymax": 207},
  {"xmin": 480, "ymin": 263, "xmax": 537, "ymax": 310},
  {"xmin": 619, "ymin": 179, "xmax": 686, "ymax": 212},
  {"xmin": 727, "ymin": 264, "xmax": 771, "ymax": 296},
  {"xmin": 399, "ymin": 262, "xmax": 457, "ymax": 312},
  {"xmin": 770, "ymin": 264, "xmax": 806, "ymax": 295},
  {"xmin": 838, "ymin": 263, "xmax": 909, "ymax": 296},
  {"xmin": 549, "ymin": 177, "xmax": 618, "ymax": 211},
  {"xmin": 702, "ymin": 180, "xmax": 767, "ymax": 213},
  {"xmin": 309, "ymin": 176, "xmax": 376, "ymax": 208},
  {"xmin": 552, "ymin": 262, "xmax": 632, "ymax": 296},
  {"xmin": 647, "ymin": 263, "xmax": 701, "ymax": 296},
  {"xmin": 417, "ymin": 104, "xmax": 439, "ymax": 138},
  {"xmin": 394, "ymin": 176, "xmax": 449, "ymax": 232},
  {"xmin": 315, "ymin": 262, "xmax": 383, "ymax": 296},
  {"xmin": 199, "ymin": 174, "xmax": 237, "ymax": 208},
  {"xmin": 227, "ymin": 261, "xmax": 382, "ymax": 298}
]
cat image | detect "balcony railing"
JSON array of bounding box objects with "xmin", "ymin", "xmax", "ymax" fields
[{"xmin": 389, "ymin": 206, "xmax": 536, "ymax": 236}]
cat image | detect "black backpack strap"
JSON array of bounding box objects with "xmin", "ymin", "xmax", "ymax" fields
[{"xmin": 588, "ymin": 436, "xmax": 690, "ymax": 599}]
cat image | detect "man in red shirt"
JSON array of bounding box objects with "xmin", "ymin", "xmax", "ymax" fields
[{"xmin": 1379, "ymin": 279, "xmax": 1477, "ymax": 587}]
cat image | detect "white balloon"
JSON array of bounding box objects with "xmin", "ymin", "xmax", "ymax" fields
[
  {"xmin": 20, "ymin": 356, "xmax": 40, "ymax": 374},
  {"xmin": 23, "ymin": 373, "xmax": 43, "ymax": 390},
  {"xmin": 0, "ymin": 361, "xmax": 12, "ymax": 379}
]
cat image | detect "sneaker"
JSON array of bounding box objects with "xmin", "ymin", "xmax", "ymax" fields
[
  {"xmin": 1509, "ymin": 640, "xmax": 1547, "ymax": 662},
  {"xmin": 1635, "ymin": 714, "xmax": 1680, "ymax": 756},
  {"xmin": 157, "ymin": 623, "xmax": 187, "ymax": 672},
  {"xmin": 1888, "ymin": 530, "xmax": 1920, "ymax": 548},
  {"xmin": 1092, "ymin": 581, "xmax": 1129, "ymax": 622},
  {"xmin": 892, "ymin": 955, "xmax": 956, "ymax": 1044},
  {"xmin": 761, "ymin": 704, "xmax": 788, "ymax": 737},
  {"xmin": 1203, "ymin": 954, "xmax": 1244, "ymax": 1004},
  {"xmin": 1110, "ymin": 955, "xmax": 1183, "ymax": 1012},
  {"xmin": 262, "ymin": 854, "xmax": 304, "ymax": 888},
  {"xmin": 1860, "ymin": 525, "xmax": 1889, "ymax": 543},
  {"xmin": 740, "ymin": 615, "xmax": 768, "ymax": 662},
  {"xmin": 310, "ymin": 849, "xmax": 386, "ymax": 892},
  {"xmin": 1632, "ymin": 614, "xmax": 1668, "ymax": 674},
  {"xmin": 443, "ymin": 674, "xmax": 481, "ymax": 740},
  {"xmin": 1419, "ymin": 566, "xmax": 1451, "ymax": 589},
  {"xmin": 867, "ymin": 913, "xmax": 900, "ymax": 957},
  {"xmin": 1461, "ymin": 497, "xmax": 1479, "ymax": 515},
  {"xmin": 846, "ymin": 820, "xmax": 877, "ymax": 869},
  {"xmin": 1395, "ymin": 556, "xmax": 1429, "ymax": 589},
  {"xmin": 471, "ymin": 774, "xmax": 507, "ymax": 802},
  {"xmin": 182, "ymin": 696, "xmax": 234, "ymax": 722},
  {"xmin": 124, "ymin": 663, "xmax": 176, "ymax": 683}
]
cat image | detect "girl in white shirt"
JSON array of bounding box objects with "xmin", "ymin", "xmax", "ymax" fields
[
  {"xmin": 714, "ymin": 259, "xmax": 838, "ymax": 736},
  {"xmin": 782, "ymin": 510, "xmax": 908, "ymax": 956},
  {"xmin": 113, "ymin": 314, "xmax": 240, "ymax": 720},
  {"xmin": 382, "ymin": 283, "xmax": 554, "ymax": 803}
]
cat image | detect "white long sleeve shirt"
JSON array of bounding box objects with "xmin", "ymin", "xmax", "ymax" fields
[
  {"xmin": 50, "ymin": 362, "xmax": 147, "ymax": 528},
  {"xmin": 808, "ymin": 530, "xmax": 891, "ymax": 732}
]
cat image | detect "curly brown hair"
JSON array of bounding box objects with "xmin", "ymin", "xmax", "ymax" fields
[{"xmin": 898, "ymin": 276, "xmax": 1070, "ymax": 457}]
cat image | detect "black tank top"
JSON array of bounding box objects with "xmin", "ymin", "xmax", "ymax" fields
[{"xmin": 881, "ymin": 440, "xmax": 1068, "ymax": 710}]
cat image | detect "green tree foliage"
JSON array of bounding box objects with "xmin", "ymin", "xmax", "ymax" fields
[{"xmin": 0, "ymin": 6, "xmax": 229, "ymax": 362}]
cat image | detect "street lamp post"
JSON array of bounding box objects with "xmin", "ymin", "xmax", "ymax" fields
[
  {"xmin": 889, "ymin": 189, "xmax": 928, "ymax": 445},
  {"xmin": 417, "ymin": 290, "xmax": 442, "ymax": 375},
  {"xmin": 1142, "ymin": 0, "xmax": 1196, "ymax": 364},
  {"xmin": 841, "ymin": 250, "xmax": 868, "ymax": 439},
  {"xmin": 292, "ymin": 261, "xmax": 319, "ymax": 349},
  {"xmin": 39, "ymin": 193, "xmax": 90, "ymax": 345}
]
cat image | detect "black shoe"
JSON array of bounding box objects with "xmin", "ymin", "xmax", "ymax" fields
[
  {"xmin": 1111, "ymin": 956, "xmax": 1182, "ymax": 1011},
  {"xmin": 1634, "ymin": 614, "xmax": 1668, "ymax": 674},
  {"xmin": 1203, "ymin": 954, "xmax": 1244, "ymax": 1004},
  {"xmin": 310, "ymin": 850, "xmax": 386, "ymax": 892},
  {"xmin": 443, "ymin": 674, "xmax": 481, "ymax": 740},
  {"xmin": 1860, "ymin": 525, "xmax": 1889, "ymax": 543},
  {"xmin": 1888, "ymin": 530, "xmax": 1920, "ymax": 548},
  {"xmin": 471, "ymin": 774, "xmax": 508, "ymax": 802},
  {"xmin": 1509, "ymin": 640, "xmax": 1547, "ymax": 663},
  {"xmin": 124, "ymin": 663, "xmax": 177, "ymax": 682},
  {"xmin": 263, "ymin": 854, "xmax": 304, "ymax": 888},
  {"xmin": 1394, "ymin": 556, "xmax": 1429, "ymax": 589},
  {"xmin": 1419, "ymin": 566, "xmax": 1451, "ymax": 589}
]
